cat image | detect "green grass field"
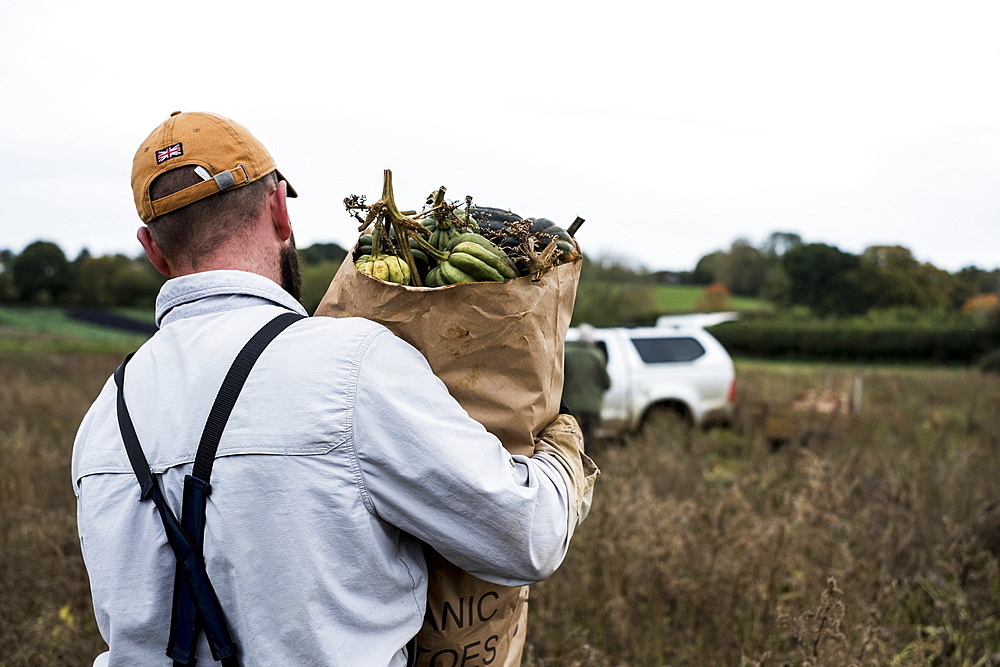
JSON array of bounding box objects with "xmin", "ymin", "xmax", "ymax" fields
[
  {"xmin": 0, "ymin": 306, "xmax": 151, "ymax": 354},
  {"xmin": 653, "ymin": 284, "xmax": 772, "ymax": 314}
]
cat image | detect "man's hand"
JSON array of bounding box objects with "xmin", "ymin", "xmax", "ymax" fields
[{"xmin": 533, "ymin": 414, "xmax": 599, "ymax": 531}]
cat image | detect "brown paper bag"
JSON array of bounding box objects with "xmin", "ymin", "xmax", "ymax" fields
[
  {"xmin": 315, "ymin": 255, "xmax": 581, "ymax": 457},
  {"xmin": 418, "ymin": 549, "xmax": 530, "ymax": 667},
  {"xmin": 314, "ymin": 254, "xmax": 581, "ymax": 665}
]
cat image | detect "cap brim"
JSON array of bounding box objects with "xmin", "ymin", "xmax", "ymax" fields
[{"xmin": 276, "ymin": 170, "xmax": 297, "ymax": 198}]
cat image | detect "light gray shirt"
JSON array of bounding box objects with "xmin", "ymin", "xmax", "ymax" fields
[{"xmin": 72, "ymin": 270, "xmax": 579, "ymax": 667}]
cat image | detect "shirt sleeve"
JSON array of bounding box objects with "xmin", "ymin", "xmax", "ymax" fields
[{"xmin": 350, "ymin": 328, "xmax": 574, "ymax": 587}]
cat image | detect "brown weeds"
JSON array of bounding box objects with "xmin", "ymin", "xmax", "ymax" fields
[
  {"xmin": 4, "ymin": 355, "xmax": 1000, "ymax": 666},
  {"xmin": 0, "ymin": 352, "xmax": 116, "ymax": 665},
  {"xmin": 525, "ymin": 363, "xmax": 1000, "ymax": 666}
]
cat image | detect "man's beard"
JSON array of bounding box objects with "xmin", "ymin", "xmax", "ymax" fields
[{"xmin": 279, "ymin": 235, "xmax": 303, "ymax": 302}]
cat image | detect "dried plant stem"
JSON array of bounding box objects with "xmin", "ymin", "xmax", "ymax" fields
[{"xmin": 350, "ymin": 170, "xmax": 429, "ymax": 287}]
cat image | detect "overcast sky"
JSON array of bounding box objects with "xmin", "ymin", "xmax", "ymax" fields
[{"xmin": 3, "ymin": 0, "xmax": 999, "ymax": 273}]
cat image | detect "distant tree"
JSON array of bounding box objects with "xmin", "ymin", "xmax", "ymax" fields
[
  {"xmin": 692, "ymin": 240, "xmax": 769, "ymax": 296},
  {"xmin": 118, "ymin": 258, "xmax": 167, "ymax": 307},
  {"xmin": 70, "ymin": 248, "xmax": 92, "ymax": 299},
  {"xmin": 299, "ymin": 243, "xmax": 349, "ymax": 266},
  {"xmin": 572, "ymin": 257, "xmax": 657, "ymax": 326},
  {"xmin": 950, "ymin": 266, "xmax": 1000, "ymax": 310},
  {"xmin": 11, "ymin": 241, "xmax": 74, "ymax": 304},
  {"xmin": 761, "ymin": 231, "xmax": 803, "ymax": 258},
  {"xmin": 856, "ymin": 245, "xmax": 949, "ymax": 310},
  {"xmin": 0, "ymin": 249, "xmax": 13, "ymax": 302},
  {"xmin": 692, "ymin": 250, "xmax": 727, "ymax": 285},
  {"xmin": 573, "ymin": 280, "xmax": 656, "ymax": 327},
  {"xmin": 717, "ymin": 239, "xmax": 768, "ymax": 297},
  {"xmin": 300, "ymin": 261, "xmax": 342, "ymax": 314},
  {"xmin": 72, "ymin": 254, "xmax": 165, "ymax": 308},
  {"xmin": 74, "ymin": 255, "xmax": 118, "ymax": 307},
  {"xmin": 0, "ymin": 270, "xmax": 13, "ymax": 302},
  {"xmin": 583, "ymin": 253, "xmax": 652, "ymax": 284},
  {"xmin": 760, "ymin": 264, "xmax": 792, "ymax": 308},
  {"xmin": 782, "ymin": 243, "xmax": 868, "ymax": 316}
]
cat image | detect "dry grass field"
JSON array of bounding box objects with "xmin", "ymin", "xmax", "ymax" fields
[
  {"xmin": 0, "ymin": 352, "xmax": 114, "ymax": 664},
  {"xmin": 2, "ymin": 352, "xmax": 999, "ymax": 666},
  {"xmin": 525, "ymin": 362, "xmax": 1000, "ymax": 666}
]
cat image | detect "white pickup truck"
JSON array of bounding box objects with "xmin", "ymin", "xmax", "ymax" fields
[{"xmin": 565, "ymin": 320, "xmax": 736, "ymax": 439}]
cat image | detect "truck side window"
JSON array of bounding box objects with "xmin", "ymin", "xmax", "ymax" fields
[{"xmin": 630, "ymin": 337, "xmax": 706, "ymax": 363}]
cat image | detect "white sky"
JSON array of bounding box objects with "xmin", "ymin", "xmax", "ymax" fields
[{"xmin": 2, "ymin": 0, "xmax": 999, "ymax": 273}]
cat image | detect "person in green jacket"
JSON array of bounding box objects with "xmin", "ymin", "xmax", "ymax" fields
[{"xmin": 562, "ymin": 324, "xmax": 611, "ymax": 447}]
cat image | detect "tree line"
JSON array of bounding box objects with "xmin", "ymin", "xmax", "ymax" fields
[
  {"xmin": 0, "ymin": 240, "xmax": 350, "ymax": 313},
  {"xmin": 2, "ymin": 234, "xmax": 998, "ymax": 322},
  {"xmin": 665, "ymin": 232, "xmax": 1000, "ymax": 366},
  {"xmin": 683, "ymin": 232, "xmax": 999, "ymax": 317},
  {"xmin": 565, "ymin": 232, "xmax": 999, "ymax": 331}
]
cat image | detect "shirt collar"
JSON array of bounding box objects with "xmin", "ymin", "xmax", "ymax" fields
[{"xmin": 155, "ymin": 270, "xmax": 308, "ymax": 328}]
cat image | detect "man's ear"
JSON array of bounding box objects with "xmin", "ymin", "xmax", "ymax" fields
[
  {"xmin": 137, "ymin": 226, "xmax": 172, "ymax": 277},
  {"xmin": 268, "ymin": 180, "xmax": 292, "ymax": 243}
]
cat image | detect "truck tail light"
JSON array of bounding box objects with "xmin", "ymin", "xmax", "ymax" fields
[{"xmin": 727, "ymin": 379, "xmax": 736, "ymax": 404}]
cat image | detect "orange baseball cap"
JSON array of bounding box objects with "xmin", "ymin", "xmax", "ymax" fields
[{"xmin": 131, "ymin": 111, "xmax": 297, "ymax": 223}]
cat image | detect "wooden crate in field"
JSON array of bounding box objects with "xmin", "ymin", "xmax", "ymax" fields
[{"xmin": 737, "ymin": 379, "xmax": 862, "ymax": 450}]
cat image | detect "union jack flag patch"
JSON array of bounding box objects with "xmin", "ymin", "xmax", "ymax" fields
[{"xmin": 155, "ymin": 142, "xmax": 183, "ymax": 164}]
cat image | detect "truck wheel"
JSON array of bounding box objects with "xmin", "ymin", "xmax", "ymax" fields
[{"xmin": 639, "ymin": 405, "xmax": 691, "ymax": 450}]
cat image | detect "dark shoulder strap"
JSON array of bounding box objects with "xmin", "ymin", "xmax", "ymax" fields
[
  {"xmin": 113, "ymin": 311, "xmax": 305, "ymax": 492},
  {"xmin": 112, "ymin": 311, "xmax": 305, "ymax": 666},
  {"xmin": 192, "ymin": 311, "xmax": 304, "ymax": 482},
  {"xmin": 114, "ymin": 353, "xmax": 155, "ymax": 499}
]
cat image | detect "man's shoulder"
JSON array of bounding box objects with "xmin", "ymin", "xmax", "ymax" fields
[
  {"xmin": 298, "ymin": 314, "xmax": 394, "ymax": 346},
  {"xmin": 280, "ymin": 314, "xmax": 414, "ymax": 366},
  {"xmin": 306, "ymin": 313, "xmax": 385, "ymax": 330}
]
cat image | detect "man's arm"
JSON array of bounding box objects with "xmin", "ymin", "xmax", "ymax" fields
[{"xmin": 351, "ymin": 329, "xmax": 596, "ymax": 586}]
